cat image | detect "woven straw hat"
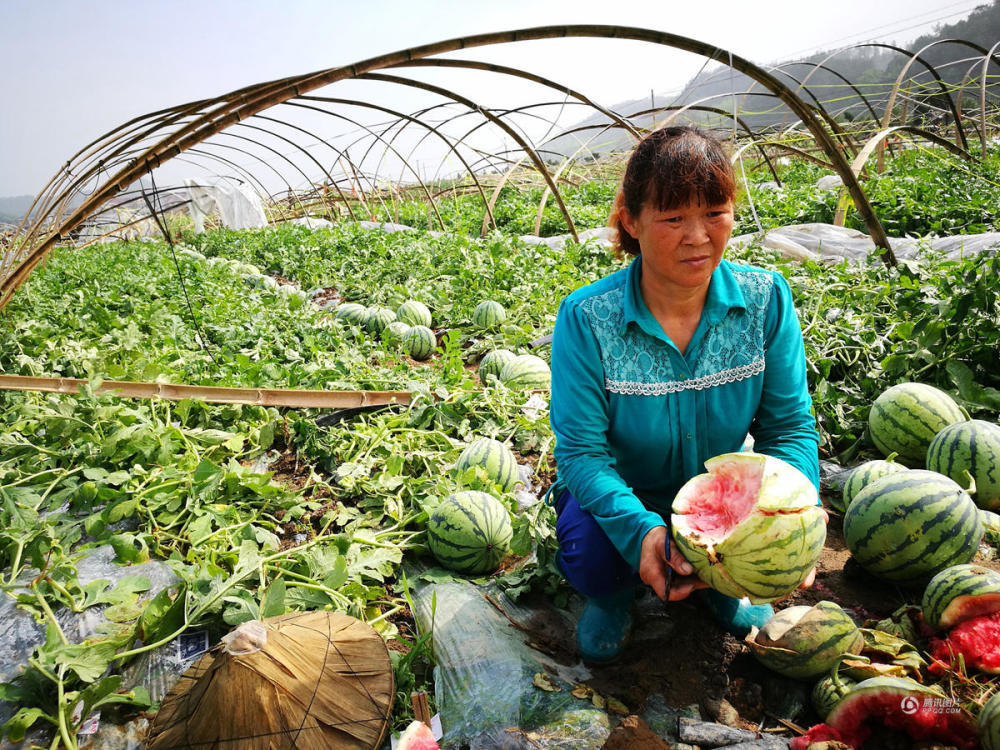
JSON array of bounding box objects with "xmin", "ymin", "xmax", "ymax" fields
[{"xmin": 145, "ymin": 610, "xmax": 394, "ymax": 749}]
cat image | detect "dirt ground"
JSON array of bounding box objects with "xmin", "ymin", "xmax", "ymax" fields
[{"xmin": 509, "ymin": 494, "xmax": 1000, "ymax": 750}]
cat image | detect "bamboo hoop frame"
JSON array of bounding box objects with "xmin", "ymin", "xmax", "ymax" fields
[{"xmin": 5, "ymin": 24, "xmax": 1000, "ymax": 310}]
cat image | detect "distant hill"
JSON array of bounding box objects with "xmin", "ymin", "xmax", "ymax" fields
[
  {"xmin": 545, "ymin": 0, "xmax": 997, "ymax": 157},
  {"xmin": 0, "ymin": 195, "xmax": 35, "ymax": 224}
]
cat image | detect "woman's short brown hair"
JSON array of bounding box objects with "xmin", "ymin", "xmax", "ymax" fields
[{"xmin": 610, "ymin": 126, "xmax": 735, "ymax": 256}]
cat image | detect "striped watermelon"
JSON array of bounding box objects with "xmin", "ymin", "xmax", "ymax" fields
[
  {"xmin": 472, "ymin": 300, "xmax": 507, "ymax": 330},
  {"xmin": 499, "ymin": 354, "xmax": 551, "ymax": 390},
  {"xmin": 365, "ymin": 305, "xmax": 396, "ymax": 335},
  {"xmin": 478, "ymin": 349, "xmax": 516, "ymax": 384},
  {"xmin": 335, "ymin": 302, "xmax": 367, "ymax": 325},
  {"xmin": 396, "ymin": 300, "xmax": 432, "ymax": 328},
  {"xmin": 426, "ymin": 490, "xmax": 512, "ymax": 574},
  {"xmin": 812, "ymin": 670, "xmax": 857, "ymax": 720},
  {"xmin": 382, "ymin": 320, "xmax": 410, "ymax": 347},
  {"xmin": 981, "ymin": 691, "xmax": 1000, "ymax": 750},
  {"xmin": 454, "ymin": 438, "xmax": 519, "ymax": 493},
  {"xmin": 927, "ymin": 420, "xmax": 1000, "ymax": 511},
  {"xmin": 403, "ymin": 325, "xmax": 436, "ymax": 361},
  {"xmin": 746, "ymin": 601, "xmax": 863, "ymax": 680},
  {"xmin": 868, "ymin": 383, "xmax": 967, "ymax": 466},
  {"xmin": 671, "ymin": 452, "xmax": 826, "ymax": 604},
  {"xmin": 843, "ymin": 470, "xmax": 982, "ymax": 584},
  {"xmin": 922, "ymin": 564, "xmax": 1000, "ymax": 631},
  {"xmin": 839, "ymin": 459, "xmax": 907, "ymax": 512}
]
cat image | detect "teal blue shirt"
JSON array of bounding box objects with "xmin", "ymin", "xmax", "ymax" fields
[{"xmin": 549, "ymin": 256, "xmax": 820, "ymax": 571}]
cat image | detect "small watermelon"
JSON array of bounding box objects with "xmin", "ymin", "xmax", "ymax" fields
[
  {"xmin": 922, "ymin": 564, "xmax": 1000, "ymax": 631},
  {"xmin": 791, "ymin": 677, "xmax": 978, "ymax": 750},
  {"xmin": 382, "ymin": 320, "xmax": 410, "ymax": 347},
  {"xmin": 927, "ymin": 419, "xmax": 1000, "ymax": 511},
  {"xmin": 671, "ymin": 452, "xmax": 826, "ymax": 603},
  {"xmin": 396, "ymin": 300, "xmax": 432, "ymax": 328},
  {"xmin": 981, "ymin": 691, "xmax": 1000, "ymax": 750},
  {"xmin": 868, "ymin": 382, "xmax": 967, "ymax": 466},
  {"xmin": 812, "ymin": 670, "xmax": 857, "ymax": 720},
  {"xmin": 404, "ymin": 325, "xmax": 436, "ymax": 361},
  {"xmin": 472, "ymin": 300, "xmax": 507, "ymax": 330},
  {"xmin": 844, "ymin": 470, "xmax": 982, "ymax": 584},
  {"xmin": 746, "ymin": 601, "xmax": 863, "ymax": 680},
  {"xmin": 365, "ymin": 305, "xmax": 396, "ymax": 335},
  {"xmin": 839, "ymin": 459, "xmax": 907, "ymax": 512},
  {"xmin": 499, "ymin": 354, "xmax": 551, "ymax": 389},
  {"xmin": 427, "ymin": 490, "xmax": 513, "ymax": 574},
  {"xmin": 478, "ymin": 349, "xmax": 516, "ymax": 384},
  {"xmin": 454, "ymin": 438, "xmax": 519, "ymax": 493},
  {"xmin": 335, "ymin": 302, "xmax": 367, "ymax": 325}
]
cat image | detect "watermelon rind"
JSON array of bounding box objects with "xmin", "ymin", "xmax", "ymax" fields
[
  {"xmin": 472, "ymin": 300, "xmax": 507, "ymax": 330},
  {"xmin": 479, "ymin": 349, "xmax": 516, "ymax": 384},
  {"xmin": 844, "ymin": 470, "xmax": 982, "ymax": 584},
  {"xmin": 426, "ymin": 490, "xmax": 513, "ymax": 574},
  {"xmin": 839, "ymin": 459, "xmax": 907, "ymax": 512},
  {"xmin": 396, "ymin": 300, "xmax": 432, "ymax": 328},
  {"xmin": 927, "ymin": 419, "xmax": 1000, "ymax": 511},
  {"xmin": 453, "ymin": 438, "xmax": 519, "ymax": 494},
  {"xmin": 868, "ymin": 382, "xmax": 966, "ymax": 466},
  {"xmin": 499, "ymin": 354, "xmax": 551, "ymax": 390},
  {"xmin": 922, "ymin": 563, "xmax": 1000, "ymax": 631},
  {"xmin": 981, "ymin": 691, "xmax": 1000, "ymax": 750},
  {"xmin": 746, "ymin": 601, "xmax": 864, "ymax": 680},
  {"xmin": 404, "ymin": 325, "xmax": 436, "ymax": 361},
  {"xmin": 672, "ymin": 453, "xmax": 826, "ymax": 603}
]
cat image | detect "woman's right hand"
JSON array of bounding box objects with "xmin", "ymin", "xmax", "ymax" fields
[{"xmin": 639, "ymin": 526, "xmax": 706, "ymax": 601}]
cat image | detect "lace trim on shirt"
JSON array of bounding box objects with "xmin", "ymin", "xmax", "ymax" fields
[{"xmin": 605, "ymin": 357, "xmax": 765, "ymax": 395}]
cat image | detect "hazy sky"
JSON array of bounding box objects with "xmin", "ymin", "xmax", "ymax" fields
[{"xmin": 0, "ymin": 0, "xmax": 983, "ymax": 197}]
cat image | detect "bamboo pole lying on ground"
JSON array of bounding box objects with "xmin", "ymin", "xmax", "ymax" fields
[{"xmin": 0, "ymin": 374, "xmax": 411, "ymax": 409}]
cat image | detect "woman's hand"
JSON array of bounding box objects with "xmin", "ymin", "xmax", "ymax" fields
[{"xmin": 639, "ymin": 526, "xmax": 706, "ymax": 602}]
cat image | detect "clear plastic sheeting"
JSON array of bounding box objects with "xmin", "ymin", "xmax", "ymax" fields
[
  {"xmin": 517, "ymin": 226, "xmax": 615, "ymax": 251},
  {"xmin": 409, "ymin": 574, "xmax": 609, "ymax": 749},
  {"xmin": 184, "ymin": 177, "xmax": 268, "ymax": 233},
  {"xmin": 0, "ymin": 545, "xmax": 179, "ymax": 725},
  {"xmin": 729, "ymin": 223, "xmax": 1000, "ymax": 264}
]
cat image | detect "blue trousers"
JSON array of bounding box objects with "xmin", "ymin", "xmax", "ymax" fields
[{"xmin": 554, "ymin": 489, "xmax": 644, "ymax": 598}]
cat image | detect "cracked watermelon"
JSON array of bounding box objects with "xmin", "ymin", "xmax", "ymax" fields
[
  {"xmin": 746, "ymin": 601, "xmax": 863, "ymax": 680},
  {"xmin": 670, "ymin": 452, "xmax": 825, "ymax": 604},
  {"xmin": 792, "ymin": 676, "xmax": 978, "ymax": 750},
  {"xmin": 397, "ymin": 721, "xmax": 439, "ymax": 750}
]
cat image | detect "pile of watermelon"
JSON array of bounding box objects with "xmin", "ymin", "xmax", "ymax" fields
[{"xmin": 769, "ymin": 380, "xmax": 1000, "ymax": 749}]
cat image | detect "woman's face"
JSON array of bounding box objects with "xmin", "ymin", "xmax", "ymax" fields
[{"xmin": 620, "ymin": 198, "xmax": 734, "ymax": 294}]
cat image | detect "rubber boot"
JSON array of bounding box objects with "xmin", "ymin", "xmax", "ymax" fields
[
  {"xmin": 696, "ymin": 588, "xmax": 773, "ymax": 638},
  {"xmin": 576, "ymin": 587, "xmax": 635, "ymax": 663}
]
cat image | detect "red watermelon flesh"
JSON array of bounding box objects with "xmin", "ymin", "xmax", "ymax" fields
[
  {"xmin": 792, "ymin": 692, "xmax": 978, "ymax": 749},
  {"xmin": 675, "ymin": 459, "xmax": 760, "ymax": 539},
  {"xmin": 397, "ymin": 721, "xmax": 439, "ymax": 750},
  {"xmin": 929, "ymin": 610, "xmax": 1000, "ymax": 674}
]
